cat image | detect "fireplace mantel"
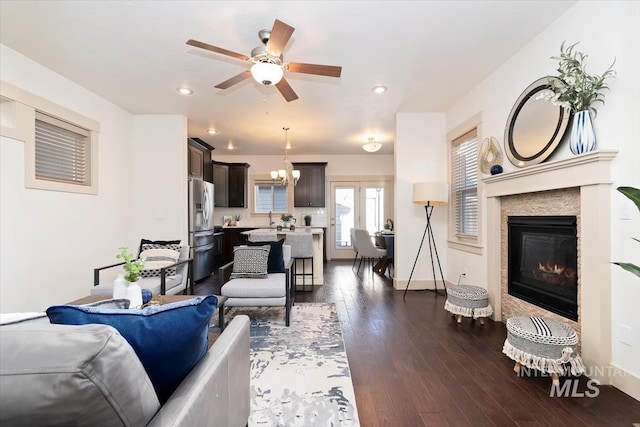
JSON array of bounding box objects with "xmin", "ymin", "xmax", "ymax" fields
[
  {"xmin": 483, "ymin": 150, "xmax": 618, "ymax": 198},
  {"xmin": 484, "ymin": 149, "xmax": 617, "ymax": 384}
]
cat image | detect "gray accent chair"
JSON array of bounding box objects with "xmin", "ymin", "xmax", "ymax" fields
[
  {"xmin": 218, "ymin": 245, "xmax": 294, "ymax": 326},
  {"xmin": 92, "ymin": 245, "xmax": 193, "ymax": 296}
]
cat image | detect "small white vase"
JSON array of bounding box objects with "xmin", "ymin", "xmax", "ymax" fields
[
  {"xmin": 125, "ymin": 281, "xmax": 143, "ymax": 309},
  {"xmin": 569, "ymin": 110, "xmax": 596, "ymax": 155},
  {"xmin": 112, "ymin": 274, "xmax": 127, "ymax": 300}
]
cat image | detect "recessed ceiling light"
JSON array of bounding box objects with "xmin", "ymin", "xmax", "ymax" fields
[
  {"xmin": 372, "ymin": 85, "xmax": 388, "ymax": 94},
  {"xmin": 177, "ymin": 87, "xmax": 193, "ymax": 95},
  {"xmin": 207, "ymin": 128, "xmax": 217, "ymax": 135},
  {"xmin": 226, "ymin": 141, "xmax": 234, "ymax": 150}
]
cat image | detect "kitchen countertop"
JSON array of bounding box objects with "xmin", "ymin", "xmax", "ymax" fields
[{"xmin": 241, "ymin": 228, "xmax": 324, "ymax": 235}]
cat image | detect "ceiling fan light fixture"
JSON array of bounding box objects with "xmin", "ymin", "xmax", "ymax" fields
[
  {"xmin": 362, "ymin": 137, "xmax": 382, "ymax": 153},
  {"xmin": 251, "ymin": 62, "xmax": 283, "ymax": 86}
]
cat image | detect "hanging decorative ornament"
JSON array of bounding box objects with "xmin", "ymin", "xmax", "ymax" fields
[{"xmin": 479, "ymin": 137, "xmax": 503, "ymax": 174}]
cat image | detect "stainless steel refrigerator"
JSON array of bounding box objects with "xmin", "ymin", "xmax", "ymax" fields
[{"xmin": 188, "ymin": 178, "xmax": 215, "ymax": 282}]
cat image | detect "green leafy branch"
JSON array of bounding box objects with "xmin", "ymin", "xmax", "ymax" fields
[
  {"xmin": 539, "ymin": 41, "xmax": 616, "ymax": 116},
  {"xmin": 613, "ymin": 187, "xmax": 640, "ymax": 278},
  {"xmin": 116, "ymin": 247, "xmax": 146, "ymax": 283}
]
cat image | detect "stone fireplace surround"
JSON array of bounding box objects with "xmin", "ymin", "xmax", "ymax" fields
[{"xmin": 484, "ymin": 150, "xmax": 617, "ymax": 384}]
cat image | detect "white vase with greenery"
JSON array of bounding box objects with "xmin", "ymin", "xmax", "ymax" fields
[
  {"xmin": 537, "ymin": 41, "xmax": 615, "ymax": 155},
  {"xmin": 116, "ymin": 247, "xmax": 145, "ymax": 308}
]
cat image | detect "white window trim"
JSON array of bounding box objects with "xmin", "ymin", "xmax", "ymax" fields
[
  {"xmin": 0, "ymin": 81, "xmax": 100, "ymax": 195},
  {"xmin": 447, "ymin": 112, "xmax": 484, "ymax": 255},
  {"xmin": 250, "ymin": 174, "xmax": 294, "ymax": 215}
]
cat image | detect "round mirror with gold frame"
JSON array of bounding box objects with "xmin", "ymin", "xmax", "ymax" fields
[{"xmin": 504, "ymin": 77, "xmax": 571, "ymax": 167}]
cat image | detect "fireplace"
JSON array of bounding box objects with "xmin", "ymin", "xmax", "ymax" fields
[{"xmin": 507, "ymin": 215, "xmax": 578, "ymax": 321}]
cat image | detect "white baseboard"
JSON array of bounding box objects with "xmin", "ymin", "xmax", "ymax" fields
[{"xmin": 609, "ymin": 364, "xmax": 640, "ymax": 402}]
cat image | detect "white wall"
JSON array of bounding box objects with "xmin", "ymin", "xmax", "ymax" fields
[
  {"xmin": 445, "ymin": 0, "xmax": 640, "ymax": 392},
  {"xmin": 394, "ymin": 113, "xmax": 447, "ymax": 290},
  {"xmin": 0, "ymin": 45, "xmax": 134, "ymax": 311},
  {"xmin": 131, "ymin": 115, "xmax": 188, "ymax": 245}
]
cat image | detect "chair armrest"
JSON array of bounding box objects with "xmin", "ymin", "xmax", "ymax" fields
[
  {"xmin": 160, "ymin": 257, "xmax": 193, "ymax": 295},
  {"xmin": 218, "ymin": 261, "xmax": 234, "ymax": 288},
  {"xmin": 93, "ymin": 261, "xmax": 126, "ymax": 286}
]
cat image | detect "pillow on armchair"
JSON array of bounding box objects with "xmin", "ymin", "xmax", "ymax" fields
[
  {"xmin": 246, "ymin": 239, "xmax": 285, "ymax": 273},
  {"xmin": 230, "ymin": 246, "xmax": 270, "ymax": 279},
  {"xmin": 138, "ymin": 243, "xmax": 181, "ymax": 278}
]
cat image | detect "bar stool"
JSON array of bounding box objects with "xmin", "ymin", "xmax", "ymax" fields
[
  {"xmin": 285, "ymin": 233, "xmax": 314, "ymax": 292},
  {"xmin": 248, "ymin": 233, "xmax": 278, "ymax": 242}
]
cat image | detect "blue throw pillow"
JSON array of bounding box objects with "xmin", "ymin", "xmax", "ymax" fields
[
  {"xmin": 46, "ymin": 295, "xmax": 217, "ymax": 403},
  {"xmin": 247, "ymin": 239, "xmax": 285, "ymax": 273}
]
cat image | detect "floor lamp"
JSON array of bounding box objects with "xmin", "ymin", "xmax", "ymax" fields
[{"xmin": 403, "ymin": 182, "xmax": 449, "ymax": 299}]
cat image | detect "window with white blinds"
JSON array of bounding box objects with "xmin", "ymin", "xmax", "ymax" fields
[
  {"xmin": 35, "ymin": 112, "xmax": 91, "ymax": 186},
  {"xmin": 254, "ymin": 182, "xmax": 288, "ymax": 213},
  {"xmin": 451, "ymin": 129, "xmax": 478, "ymax": 239}
]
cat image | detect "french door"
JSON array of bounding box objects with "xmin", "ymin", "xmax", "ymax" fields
[{"xmin": 329, "ymin": 180, "xmax": 392, "ymax": 259}]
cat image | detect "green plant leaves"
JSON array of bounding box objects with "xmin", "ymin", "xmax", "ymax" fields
[
  {"xmin": 614, "ymin": 186, "xmax": 640, "ymax": 279},
  {"xmin": 613, "ymin": 262, "xmax": 640, "ymax": 279},
  {"xmin": 618, "ymin": 186, "xmax": 640, "ymax": 212}
]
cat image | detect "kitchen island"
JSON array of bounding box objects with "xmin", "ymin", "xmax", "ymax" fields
[{"xmin": 241, "ymin": 228, "xmax": 324, "ymax": 287}]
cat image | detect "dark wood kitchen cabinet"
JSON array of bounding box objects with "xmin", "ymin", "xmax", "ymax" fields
[
  {"xmin": 212, "ymin": 161, "xmax": 249, "ymax": 208},
  {"xmin": 228, "ymin": 163, "xmax": 249, "ymax": 208},
  {"xmin": 212, "ymin": 163, "xmax": 229, "ymax": 207},
  {"xmin": 292, "ymin": 162, "xmax": 327, "ymax": 207},
  {"xmin": 188, "ymin": 138, "xmax": 213, "ymax": 183}
]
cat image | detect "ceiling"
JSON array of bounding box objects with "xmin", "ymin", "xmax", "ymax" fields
[{"xmin": 0, "ymin": 1, "xmax": 576, "ymax": 156}]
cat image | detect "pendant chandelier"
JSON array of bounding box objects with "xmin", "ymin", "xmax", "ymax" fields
[
  {"xmin": 271, "ymin": 127, "xmax": 300, "ymax": 186},
  {"xmin": 362, "ymin": 137, "xmax": 382, "ymax": 153}
]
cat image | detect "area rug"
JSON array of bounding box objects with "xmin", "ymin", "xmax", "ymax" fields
[{"xmin": 226, "ymin": 303, "xmax": 360, "ymax": 427}]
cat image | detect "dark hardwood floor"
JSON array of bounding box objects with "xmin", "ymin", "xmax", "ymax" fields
[{"xmin": 195, "ymin": 260, "xmax": 640, "ymax": 426}]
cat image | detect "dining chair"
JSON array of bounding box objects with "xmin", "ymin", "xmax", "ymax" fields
[{"xmin": 353, "ymin": 229, "xmax": 387, "ymax": 274}]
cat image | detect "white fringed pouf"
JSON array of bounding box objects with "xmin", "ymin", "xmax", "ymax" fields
[
  {"xmin": 502, "ymin": 316, "xmax": 585, "ymax": 385},
  {"xmin": 444, "ymin": 284, "xmax": 493, "ymax": 325}
]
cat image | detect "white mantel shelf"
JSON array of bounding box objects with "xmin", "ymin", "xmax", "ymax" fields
[{"xmin": 483, "ymin": 150, "xmax": 618, "ymax": 198}]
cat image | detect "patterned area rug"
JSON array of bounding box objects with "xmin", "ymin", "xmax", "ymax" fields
[{"xmin": 226, "ymin": 303, "xmax": 360, "ymax": 427}]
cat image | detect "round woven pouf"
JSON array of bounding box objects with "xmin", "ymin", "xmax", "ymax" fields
[
  {"xmin": 503, "ymin": 316, "xmax": 585, "ymax": 385},
  {"xmin": 444, "ymin": 284, "xmax": 493, "ymax": 325}
]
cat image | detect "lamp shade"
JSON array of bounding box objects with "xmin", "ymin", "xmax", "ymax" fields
[
  {"xmin": 413, "ymin": 182, "xmax": 449, "ymax": 205},
  {"xmin": 251, "ymin": 62, "xmax": 283, "ymax": 86}
]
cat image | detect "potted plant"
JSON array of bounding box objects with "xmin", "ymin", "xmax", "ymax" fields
[
  {"xmin": 613, "ymin": 186, "xmax": 640, "ymax": 279},
  {"xmin": 537, "ymin": 41, "xmax": 615, "ymax": 155},
  {"xmin": 116, "ymin": 247, "xmax": 145, "ymax": 283},
  {"xmin": 281, "ymin": 213, "xmax": 294, "ymax": 227},
  {"xmin": 115, "ymin": 247, "xmax": 145, "ymax": 307},
  {"xmin": 304, "ymin": 215, "xmax": 312, "ymax": 226}
]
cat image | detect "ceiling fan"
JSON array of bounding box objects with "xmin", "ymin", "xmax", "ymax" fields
[{"xmin": 186, "ymin": 19, "xmax": 342, "ymax": 102}]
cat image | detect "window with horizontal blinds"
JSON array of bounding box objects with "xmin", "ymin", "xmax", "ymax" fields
[
  {"xmin": 35, "ymin": 112, "xmax": 90, "ymax": 186},
  {"xmin": 254, "ymin": 182, "xmax": 288, "ymax": 213},
  {"xmin": 451, "ymin": 130, "xmax": 478, "ymax": 238}
]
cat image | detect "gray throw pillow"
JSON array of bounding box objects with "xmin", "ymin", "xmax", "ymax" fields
[
  {"xmin": 230, "ymin": 246, "xmax": 270, "ymax": 279},
  {"xmin": 139, "ymin": 243, "xmax": 181, "ymax": 278}
]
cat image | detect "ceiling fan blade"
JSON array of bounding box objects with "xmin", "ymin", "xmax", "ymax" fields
[
  {"xmin": 275, "ymin": 78, "xmax": 299, "ymax": 102},
  {"xmin": 287, "ymin": 62, "xmax": 342, "ymax": 78},
  {"xmin": 266, "ymin": 19, "xmax": 294, "ymax": 57},
  {"xmin": 186, "ymin": 39, "xmax": 250, "ymax": 62},
  {"xmin": 215, "ymin": 70, "xmax": 252, "ymax": 89}
]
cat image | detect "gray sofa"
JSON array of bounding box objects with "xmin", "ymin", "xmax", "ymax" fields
[{"xmin": 0, "ymin": 314, "xmax": 250, "ymax": 426}]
